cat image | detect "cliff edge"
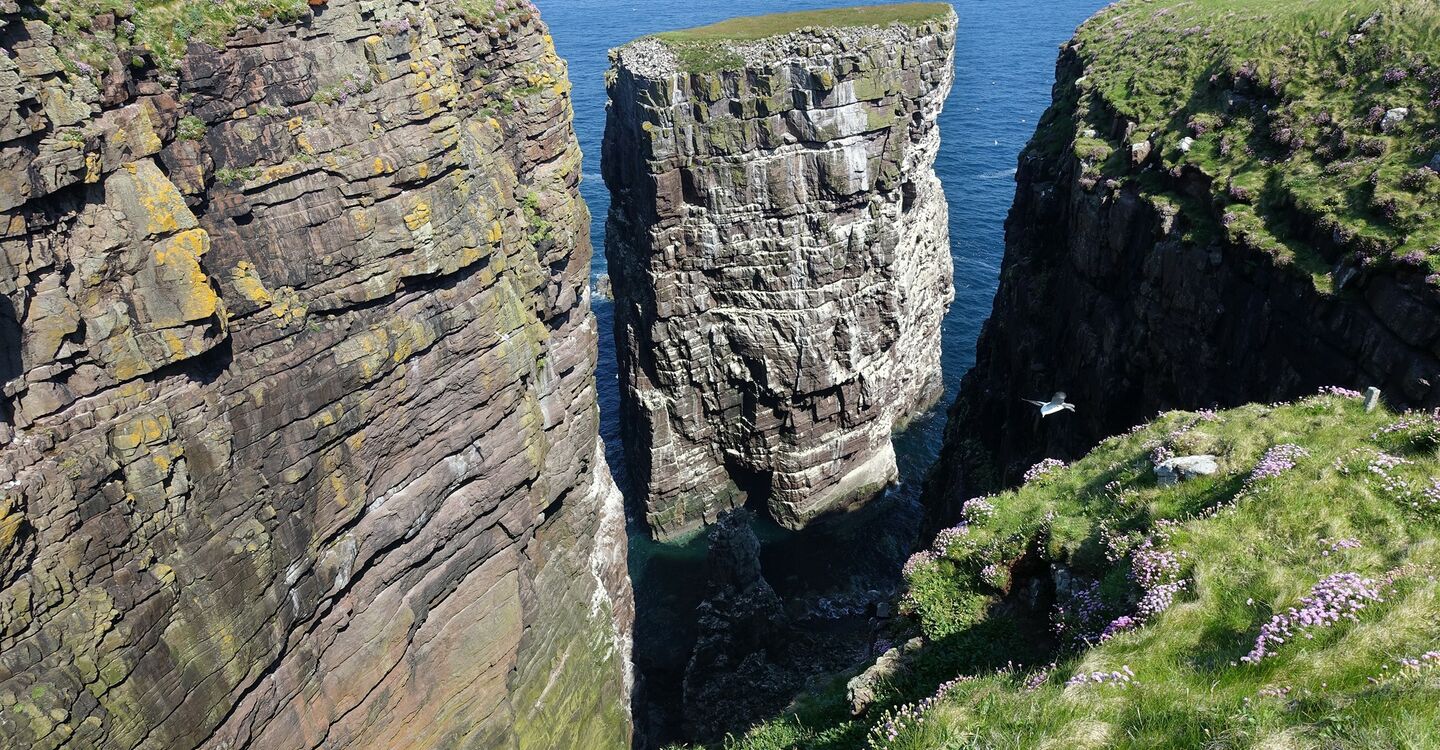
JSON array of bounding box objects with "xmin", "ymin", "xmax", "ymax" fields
[
  {"xmin": 931, "ymin": 0, "xmax": 1440, "ymax": 513},
  {"xmin": 705, "ymin": 393, "xmax": 1440, "ymax": 748},
  {"xmin": 0, "ymin": 1, "xmax": 631, "ymax": 747},
  {"xmin": 604, "ymin": 4, "xmax": 957, "ymax": 538}
]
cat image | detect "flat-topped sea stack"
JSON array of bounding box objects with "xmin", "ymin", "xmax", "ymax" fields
[{"xmin": 603, "ymin": 4, "xmax": 957, "ymax": 538}]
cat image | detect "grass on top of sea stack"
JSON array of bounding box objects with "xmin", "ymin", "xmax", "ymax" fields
[
  {"xmin": 653, "ymin": 3, "xmax": 951, "ymax": 42},
  {"xmin": 1037, "ymin": 0, "xmax": 1440, "ymax": 288},
  {"xmin": 647, "ymin": 2, "xmax": 953, "ymax": 72},
  {"xmin": 680, "ymin": 391, "xmax": 1440, "ymax": 749}
]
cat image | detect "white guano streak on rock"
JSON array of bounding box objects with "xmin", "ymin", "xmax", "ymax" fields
[{"xmin": 605, "ymin": 12, "xmax": 958, "ymax": 539}]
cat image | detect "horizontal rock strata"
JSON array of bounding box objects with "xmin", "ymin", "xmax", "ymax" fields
[
  {"xmin": 0, "ymin": 1, "xmax": 631, "ymax": 747},
  {"xmin": 604, "ymin": 8, "xmax": 957, "ymax": 538}
]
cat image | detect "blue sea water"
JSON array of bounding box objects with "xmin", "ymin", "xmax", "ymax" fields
[{"xmin": 542, "ymin": 0, "xmax": 1106, "ymax": 739}]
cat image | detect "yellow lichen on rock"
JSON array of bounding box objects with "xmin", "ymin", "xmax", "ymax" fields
[
  {"xmin": 151, "ymin": 563, "xmax": 176, "ymax": 586},
  {"xmin": 388, "ymin": 317, "xmax": 437, "ymax": 365},
  {"xmin": 227, "ymin": 262, "xmax": 307, "ymax": 324},
  {"xmin": 0, "ymin": 4, "xmax": 632, "ymax": 747},
  {"xmin": 230, "ymin": 261, "xmax": 275, "ymax": 307},
  {"xmin": 114, "ymin": 160, "xmax": 198, "ymax": 238},
  {"xmin": 0, "ymin": 496, "xmax": 24, "ymax": 551},
  {"xmin": 352, "ymin": 207, "xmax": 376, "ymax": 234},
  {"xmin": 84, "ymin": 151, "xmax": 102, "ymax": 183},
  {"xmin": 151, "ymin": 229, "xmax": 220, "ymax": 325},
  {"xmin": 108, "ymin": 413, "xmax": 171, "ymax": 455},
  {"xmin": 404, "ymin": 199, "xmax": 432, "ymax": 232},
  {"xmin": 257, "ymin": 161, "xmax": 302, "ymax": 183},
  {"xmin": 336, "ymin": 327, "xmax": 393, "ymax": 382},
  {"xmin": 270, "ymin": 287, "xmax": 308, "ymax": 324},
  {"xmin": 328, "ymin": 471, "xmax": 355, "ymax": 509}
]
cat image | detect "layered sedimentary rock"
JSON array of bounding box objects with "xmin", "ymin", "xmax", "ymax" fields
[
  {"xmin": 929, "ymin": 1, "xmax": 1440, "ymax": 516},
  {"xmin": 0, "ymin": 1, "xmax": 631, "ymax": 747},
  {"xmin": 604, "ymin": 7, "xmax": 957, "ymax": 538}
]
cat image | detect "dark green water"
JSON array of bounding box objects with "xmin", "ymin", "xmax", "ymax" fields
[{"xmin": 543, "ymin": 0, "xmax": 1108, "ymax": 742}]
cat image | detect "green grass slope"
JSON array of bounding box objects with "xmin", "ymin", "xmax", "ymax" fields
[
  {"xmin": 26, "ymin": 0, "xmax": 310, "ymax": 71},
  {"xmin": 653, "ymin": 3, "xmax": 950, "ymax": 42},
  {"xmin": 690, "ymin": 390, "xmax": 1440, "ymax": 749},
  {"xmin": 26, "ymin": 0, "xmax": 529, "ymax": 72},
  {"xmin": 1033, "ymin": 0, "xmax": 1440, "ymax": 289}
]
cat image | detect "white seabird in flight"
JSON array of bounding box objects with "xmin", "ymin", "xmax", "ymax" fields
[{"xmin": 1023, "ymin": 392, "xmax": 1076, "ymax": 417}]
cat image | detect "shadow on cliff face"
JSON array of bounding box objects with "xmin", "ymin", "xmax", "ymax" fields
[
  {"xmin": 679, "ymin": 510, "xmax": 795, "ymax": 742},
  {"xmin": 673, "ymin": 508, "xmax": 918, "ymax": 746},
  {"xmin": 0, "ymin": 297, "xmax": 18, "ymax": 432},
  {"xmin": 599, "ymin": 283, "xmax": 942, "ymax": 746},
  {"xmin": 626, "ymin": 489, "xmax": 928, "ymax": 748}
]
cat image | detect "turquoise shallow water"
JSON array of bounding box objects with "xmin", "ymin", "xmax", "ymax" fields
[{"xmin": 543, "ymin": 0, "xmax": 1106, "ymax": 741}]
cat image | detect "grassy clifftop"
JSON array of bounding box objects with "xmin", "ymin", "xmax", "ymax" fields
[
  {"xmin": 695, "ymin": 391, "xmax": 1440, "ymax": 749},
  {"xmin": 1036, "ymin": 0, "xmax": 1440, "ymax": 289},
  {"xmin": 26, "ymin": 0, "xmax": 530, "ymax": 72},
  {"xmin": 25, "ymin": 0, "xmax": 310, "ymax": 71},
  {"xmin": 652, "ymin": 3, "xmax": 951, "ymax": 42},
  {"xmin": 634, "ymin": 2, "xmax": 955, "ymax": 73}
]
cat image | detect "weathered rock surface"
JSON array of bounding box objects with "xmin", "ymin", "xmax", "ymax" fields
[
  {"xmin": 845, "ymin": 636, "xmax": 922, "ymax": 716},
  {"xmin": 604, "ymin": 12, "xmax": 957, "ymax": 538},
  {"xmin": 1154, "ymin": 455, "xmax": 1219, "ymax": 487},
  {"xmin": 0, "ymin": 1, "xmax": 631, "ymax": 747},
  {"xmin": 928, "ymin": 39, "xmax": 1440, "ymax": 517}
]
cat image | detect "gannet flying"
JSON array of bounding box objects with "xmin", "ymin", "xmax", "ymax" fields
[{"xmin": 1023, "ymin": 392, "xmax": 1076, "ymax": 417}]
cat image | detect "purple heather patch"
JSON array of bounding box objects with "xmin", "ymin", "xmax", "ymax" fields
[
  {"xmin": 1241, "ymin": 572, "xmax": 1383, "ymax": 663},
  {"xmin": 1066, "ymin": 664, "xmax": 1135, "ymax": 688},
  {"xmin": 866, "ymin": 675, "xmax": 975, "ymax": 747},
  {"xmin": 1319, "ymin": 537, "xmax": 1362, "ymax": 557},
  {"xmin": 961, "ymin": 496, "xmax": 996, "ymax": 524},
  {"xmin": 931, "ymin": 524, "xmax": 969, "ymax": 554},
  {"xmin": 1053, "ymin": 579, "xmax": 1109, "ymax": 646},
  {"xmin": 902, "ymin": 549, "xmax": 937, "ymax": 578},
  {"xmin": 1024, "ymin": 458, "xmax": 1066, "ymax": 484},
  {"xmin": 1099, "ymin": 530, "xmax": 1190, "ymax": 642},
  {"xmin": 1247, "ymin": 444, "xmax": 1310, "ymax": 484}
]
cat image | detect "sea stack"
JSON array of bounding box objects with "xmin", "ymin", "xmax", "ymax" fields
[{"xmin": 604, "ymin": 4, "xmax": 958, "ymax": 538}]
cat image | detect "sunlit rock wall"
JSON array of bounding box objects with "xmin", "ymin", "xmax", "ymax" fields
[
  {"xmin": 604, "ymin": 12, "xmax": 956, "ymax": 538},
  {"xmin": 0, "ymin": 1, "xmax": 631, "ymax": 747}
]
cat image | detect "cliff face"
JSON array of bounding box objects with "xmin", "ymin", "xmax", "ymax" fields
[
  {"xmin": 0, "ymin": 1, "xmax": 631, "ymax": 748},
  {"xmin": 929, "ymin": 0, "xmax": 1440, "ymax": 514},
  {"xmin": 603, "ymin": 6, "xmax": 957, "ymax": 538}
]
